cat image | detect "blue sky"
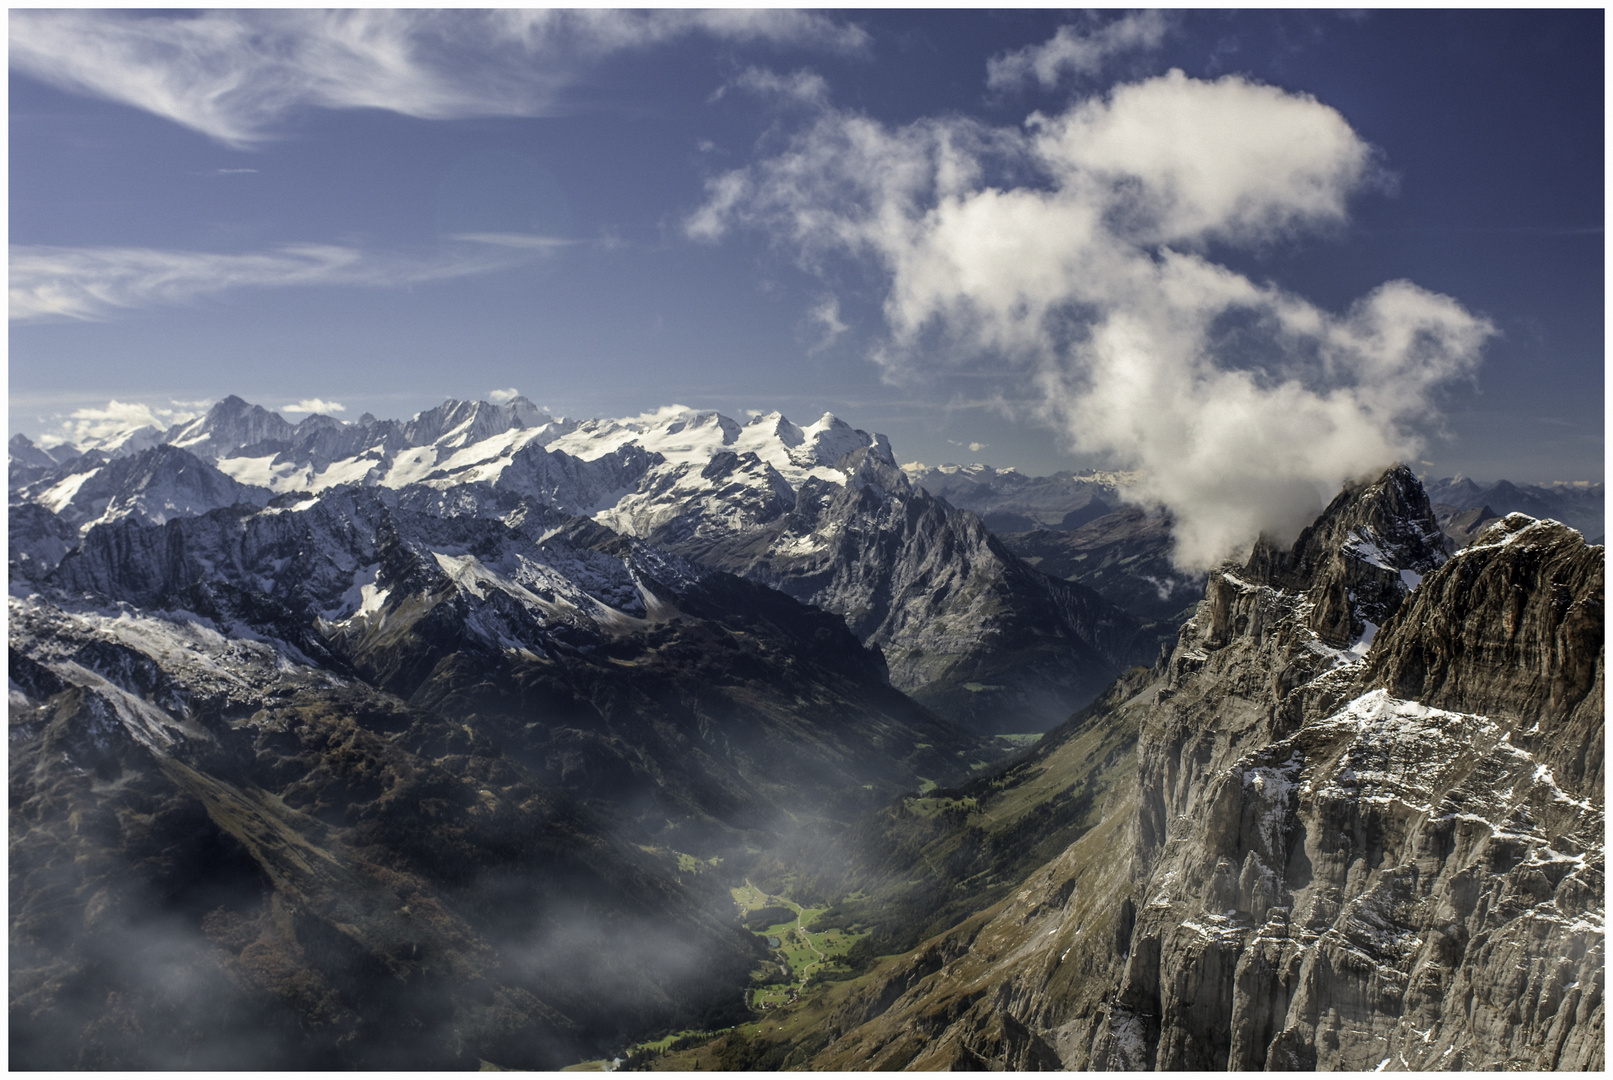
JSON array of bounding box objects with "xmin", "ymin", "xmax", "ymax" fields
[{"xmin": 9, "ymin": 8, "xmax": 1604, "ymax": 487}]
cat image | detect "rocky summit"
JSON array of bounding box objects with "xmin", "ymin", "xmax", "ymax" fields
[
  {"xmin": 772, "ymin": 466, "xmax": 1604, "ymax": 1072},
  {"xmin": 8, "ymin": 397, "xmax": 1604, "ymax": 1072}
]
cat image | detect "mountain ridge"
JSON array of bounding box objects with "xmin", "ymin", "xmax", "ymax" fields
[{"xmin": 13, "ymin": 395, "xmax": 1162, "ymax": 732}]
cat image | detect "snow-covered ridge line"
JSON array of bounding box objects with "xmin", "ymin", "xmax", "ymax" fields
[{"xmin": 11, "ymin": 394, "xmax": 898, "ymax": 537}]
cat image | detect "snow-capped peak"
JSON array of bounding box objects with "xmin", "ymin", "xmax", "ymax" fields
[
  {"xmin": 14, "ymin": 395, "xmax": 906, "ymax": 546},
  {"xmin": 165, "ymin": 394, "xmax": 298, "ymax": 456}
]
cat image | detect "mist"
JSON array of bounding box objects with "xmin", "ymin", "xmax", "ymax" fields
[{"xmin": 691, "ymin": 69, "xmax": 1494, "ymax": 570}]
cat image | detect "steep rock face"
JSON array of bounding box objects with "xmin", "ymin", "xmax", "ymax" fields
[
  {"xmin": 1090, "ymin": 477, "xmax": 1602, "ymax": 1072},
  {"xmin": 8, "ymin": 502, "xmax": 80, "ymax": 580},
  {"xmin": 804, "ymin": 466, "xmax": 1603, "ymax": 1071},
  {"xmin": 164, "ymin": 394, "xmax": 299, "ymax": 457},
  {"xmin": 1367, "ymin": 514, "xmax": 1604, "ymax": 794}
]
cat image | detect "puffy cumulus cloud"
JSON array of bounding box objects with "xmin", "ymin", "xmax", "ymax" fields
[
  {"xmin": 987, "ymin": 12, "xmax": 1172, "ymax": 90},
  {"xmin": 9, "ymin": 9, "xmax": 868, "ymax": 148},
  {"xmin": 1030, "ymin": 70, "xmax": 1383, "ymax": 246},
  {"xmin": 9, "ymin": 241, "xmax": 526, "ymax": 322},
  {"xmin": 488, "ymin": 388, "xmax": 521, "ymax": 404},
  {"xmin": 691, "ymin": 70, "xmax": 1493, "ymax": 570},
  {"xmin": 281, "ymin": 398, "xmax": 346, "ymax": 414}
]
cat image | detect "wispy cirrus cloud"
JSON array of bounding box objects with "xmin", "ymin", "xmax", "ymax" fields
[
  {"xmin": 711, "ymin": 66, "xmax": 831, "ymax": 109},
  {"xmin": 9, "ymin": 241, "xmax": 528, "ymax": 322},
  {"xmin": 987, "ymin": 12, "xmax": 1172, "ymax": 91},
  {"xmin": 9, "ymin": 9, "xmax": 868, "ymax": 148},
  {"xmin": 806, "ymin": 295, "xmax": 849, "ymax": 353},
  {"xmin": 449, "ymin": 232, "xmax": 577, "ymax": 250}
]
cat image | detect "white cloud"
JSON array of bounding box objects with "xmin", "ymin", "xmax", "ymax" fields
[
  {"xmin": 497, "ymin": 9, "xmax": 868, "ymax": 55},
  {"xmin": 488, "ymin": 388, "xmax": 521, "ymax": 404},
  {"xmin": 449, "ymin": 232, "xmax": 576, "ymax": 250},
  {"xmin": 690, "ymin": 70, "xmax": 1493, "ymax": 571},
  {"xmin": 40, "ymin": 398, "xmax": 211, "ymax": 449},
  {"xmin": 9, "ymin": 9, "xmax": 867, "ymax": 148},
  {"xmin": 807, "ymin": 295, "xmax": 849, "ymax": 354},
  {"xmin": 987, "ymin": 12, "xmax": 1172, "ymax": 91},
  {"xmin": 1030, "ymin": 70, "xmax": 1381, "ymax": 246},
  {"xmin": 712, "ymin": 67, "xmax": 830, "ymax": 109},
  {"xmin": 281, "ymin": 398, "xmax": 346, "ymax": 414},
  {"xmin": 9, "ymin": 241, "xmax": 529, "ymax": 322}
]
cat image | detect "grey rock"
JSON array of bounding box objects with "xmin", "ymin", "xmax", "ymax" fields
[{"xmin": 806, "ymin": 465, "xmax": 1603, "ymax": 1072}]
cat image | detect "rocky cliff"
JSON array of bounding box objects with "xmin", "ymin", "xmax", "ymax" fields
[{"xmin": 803, "ymin": 466, "xmax": 1603, "ymax": 1071}]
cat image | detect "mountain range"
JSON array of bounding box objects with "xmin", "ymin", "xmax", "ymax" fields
[
  {"xmin": 9, "ymin": 396, "xmax": 1603, "ymax": 1070},
  {"xmin": 12, "ymin": 397, "xmax": 1160, "ymax": 735}
]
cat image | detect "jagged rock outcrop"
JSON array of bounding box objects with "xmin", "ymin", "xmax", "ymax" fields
[
  {"xmin": 806, "ymin": 465, "xmax": 1603, "ymax": 1071},
  {"xmin": 1243, "ymin": 461, "xmax": 1448, "ymax": 646},
  {"xmin": 1367, "ymin": 514, "xmax": 1604, "ymax": 793}
]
